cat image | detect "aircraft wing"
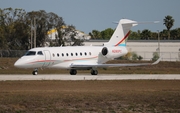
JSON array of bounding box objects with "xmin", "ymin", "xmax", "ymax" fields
[{"xmin": 70, "ymin": 57, "xmax": 161, "ymax": 68}]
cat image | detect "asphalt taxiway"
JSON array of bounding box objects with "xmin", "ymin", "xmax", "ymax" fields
[{"xmin": 0, "ymin": 74, "xmax": 180, "ymax": 81}]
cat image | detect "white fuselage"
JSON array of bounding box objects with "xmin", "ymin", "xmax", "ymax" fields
[{"xmin": 14, "ymin": 46, "xmax": 128, "ymax": 69}]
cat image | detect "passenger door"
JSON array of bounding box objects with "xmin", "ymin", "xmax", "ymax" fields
[{"xmin": 43, "ymin": 50, "xmax": 51, "ymax": 67}]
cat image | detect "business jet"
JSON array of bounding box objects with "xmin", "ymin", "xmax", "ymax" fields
[{"xmin": 14, "ymin": 19, "xmax": 160, "ymax": 75}]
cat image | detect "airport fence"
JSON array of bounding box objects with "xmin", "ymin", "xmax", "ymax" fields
[
  {"xmin": 135, "ymin": 51, "xmax": 180, "ymax": 61},
  {"xmin": 0, "ymin": 50, "xmax": 179, "ymax": 62},
  {"xmin": 0, "ymin": 50, "xmax": 27, "ymax": 58}
]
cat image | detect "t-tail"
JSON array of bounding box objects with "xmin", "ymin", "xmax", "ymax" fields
[{"xmin": 104, "ymin": 19, "xmax": 138, "ymax": 47}]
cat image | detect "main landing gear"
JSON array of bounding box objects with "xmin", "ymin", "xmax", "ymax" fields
[
  {"xmin": 69, "ymin": 69, "xmax": 98, "ymax": 75},
  {"xmin": 32, "ymin": 68, "xmax": 38, "ymax": 75},
  {"xmin": 32, "ymin": 68, "xmax": 98, "ymax": 75},
  {"xmin": 91, "ymin": 69, "xmax": 98, "ymax": 75},
  {"xmin": 70, "ymin": 69, "xmax": 77, "ymax": 75}
]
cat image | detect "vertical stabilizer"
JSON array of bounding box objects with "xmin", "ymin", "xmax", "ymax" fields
[{"xmin": 104, "ymin": 19, "xmax": 138, "ymax": 46}]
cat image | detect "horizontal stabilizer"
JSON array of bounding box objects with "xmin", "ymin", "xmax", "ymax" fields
[{"xmin": 113, "ymin": 20, "xmax": 160, "ymax": 25}]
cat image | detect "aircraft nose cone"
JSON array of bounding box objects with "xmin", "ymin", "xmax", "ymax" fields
[
  {"xmin": 14, "ymin": 60, "xmax": 22, "ymax": 68},
  {"xmin": 14, "ymin": 59, "xmax": 26, "ymax": 68},
  {"xmin": 14, "ymin": 57, "xmax": 36, "ymax": 68}
]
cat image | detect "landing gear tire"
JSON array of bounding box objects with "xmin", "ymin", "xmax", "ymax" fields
[
  {"xmin": 91, "ymin": 69, "xmax": 98, "ymax": 75},
  {"xmin": 32, "ymin": 69, "xmax": 38, "ymax": 75},
  {"xmin": 70, "ymin": 69, "xmax": 77, "ymax": 75},
  {"xmin": 32, "ymin": 71, "xmax": 38, "ymax": 75}
]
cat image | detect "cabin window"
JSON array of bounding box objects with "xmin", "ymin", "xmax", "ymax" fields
[
  {"xmin": 84, "ymin": 52, "xmax": 87, "ymax": 56},
  {"xmin": 37, "ymin": 51, "xmax": 43, "ymax": 55},
  {"xmin": 62, "ymin": 53, "xmax": 64, "ymax": 57},
  {"xmin": 57, "ymin": 53, "xmax": 59, "ymax": 57},
  {"xmin": 52, "ymin": 53, "xmax": 55, "ymax": 57},
  {"xmin": 76, "ymin": 53, "xmax": 78, "ymax": 56},
  {"xmin": 71, "ymin": 53, "xmax": 73, "ymax": 56},
  {"xmin": 25, "ymin": 51, "xmax": 36, "ymax": 56},
  {"xmin": 66, "ymin": 53, "xmax": 69, "ymax": 56},
  {"xmin": 89, "ymin": 52, "xmax": 91, "ymax": 55},
  {"xmin": 80, "ymin": 52, "xmax": 82, "ymax": 56}
]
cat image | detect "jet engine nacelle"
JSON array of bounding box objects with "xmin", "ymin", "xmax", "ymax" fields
[{"xmin": 101, "ymin": 46, "xmax": 127, "ymax": 59}]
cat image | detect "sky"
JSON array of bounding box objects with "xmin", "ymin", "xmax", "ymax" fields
[{"xmin": 0, "ymin": 0, "xmax": 179, "ymax": 34}]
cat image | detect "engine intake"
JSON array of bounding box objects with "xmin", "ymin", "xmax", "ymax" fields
[{"xmin": 101, "ymin": 47, "xmax": 108, "ymax": 56}]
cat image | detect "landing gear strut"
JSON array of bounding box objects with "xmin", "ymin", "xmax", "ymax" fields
[
  {"xmin": 91, "ymin": 69, "xmax": 98, "ymax": 75},
  {"xmin": 70, "ymin": 69, "xmax": 77, "ymax": 75},
  {"xmin": 32, "ymin": 68, "xmax": 38, "ymax": 75}
]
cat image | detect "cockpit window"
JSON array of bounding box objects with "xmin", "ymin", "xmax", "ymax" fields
[
  {"xmin": 25, "ymin": 51, "xmax": 36, "ymax": 56},
  {"xmin": 37, "ymin": 51, "xmax": 43, "ymax": 55}
]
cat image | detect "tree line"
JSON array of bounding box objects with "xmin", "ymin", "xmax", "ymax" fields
[
  {"xmin": 0, "ymin": 8, "xmax": 79, "ymax": 51},
  {"xmin": 89, "ymin": 15, "xmax": 179, "ymax": 40},
  {"xmin": 0, "ymin": 7, "xmax": 179, "ymax": 52}
]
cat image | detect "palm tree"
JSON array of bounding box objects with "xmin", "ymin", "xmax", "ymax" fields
[
  {"xmin": 141, "ymin": 29, "xmax": 151, "ymax": 40},
  {"xmin": 163, "ymin": 15, "xmax": 175, "ymax": 40}
]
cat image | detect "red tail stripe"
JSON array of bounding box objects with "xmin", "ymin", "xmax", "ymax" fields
[{"xmin": 115, "ymin": 31, "xmax": 130, "ymax": 46}]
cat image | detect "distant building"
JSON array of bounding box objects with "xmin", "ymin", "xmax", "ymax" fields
[
  {"xmin": 84, "ymin": 40, "xmax": 180, "ymax": 61},
  {"xmin": 47, "ymin": 26, "xmax": 91, "ymax": 41}
]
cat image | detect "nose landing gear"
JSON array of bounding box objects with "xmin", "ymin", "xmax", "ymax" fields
[{"xmin": 32, "ymin": 68, "xmax": 38, "ymax": 75}]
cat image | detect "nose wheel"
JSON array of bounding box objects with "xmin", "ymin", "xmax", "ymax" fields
[{"xmin": 32, "ymin": 69, "xmax": 38, "ymax": 75}]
